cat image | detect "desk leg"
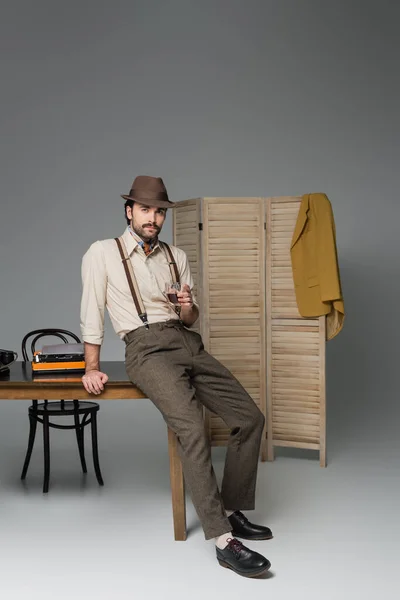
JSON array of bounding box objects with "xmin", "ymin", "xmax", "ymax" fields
[{"xmin": 167, "ymin": 427, "xmax": 187, "ymax": 541}]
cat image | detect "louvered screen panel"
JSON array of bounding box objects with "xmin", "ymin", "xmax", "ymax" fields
[
  {"xmin": 173, "ymin": 199, "xmax": 202, "ymax": 335},
  {"xmin": 270, "ymin": 200, "xmax": 302, "ymax": 319},
  {"xmin": 202, "ymin": 198, "xmax": 266, "ymax": 455},
  {"xmin": 266, "ymin": 197, "xmax": 326, "ymax": 466}
]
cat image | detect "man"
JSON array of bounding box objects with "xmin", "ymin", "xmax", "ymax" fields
[{"xmin": 80, "ymin": 175, "xmax": 273, "ymax": 578}]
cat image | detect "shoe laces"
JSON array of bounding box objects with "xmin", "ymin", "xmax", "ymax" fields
[{"xmin": 226, "ymin": 537, "xmax": 244, "ymax": 557}]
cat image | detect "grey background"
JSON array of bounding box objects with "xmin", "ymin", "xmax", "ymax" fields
[{"xmin": 0, "ymin": 1, "xmax": 399, "ymax": 599}]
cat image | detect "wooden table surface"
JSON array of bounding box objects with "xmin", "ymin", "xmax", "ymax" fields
[{"xmin": 0, "ymin": 361, "xmax": 186, "ymax": 540}]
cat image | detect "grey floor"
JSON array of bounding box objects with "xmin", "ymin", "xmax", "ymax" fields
[{"xmin": 0, "ymin": 397, "xmax": 398, "ymax": 600}]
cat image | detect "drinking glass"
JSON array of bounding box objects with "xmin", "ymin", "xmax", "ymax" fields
[
  {"xmin": 164, "ymin": 282, "xmax": 181, "ymax": 306},
  {"xmin": 164, "ymin": 282, "xmax": 182, "ymax": 318}
]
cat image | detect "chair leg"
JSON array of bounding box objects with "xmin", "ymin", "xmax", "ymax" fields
[
  {"xmin": 74, "ymin": 412, "xmax": 87, "ymax": 473},
  {"xmin": 43, "ymin": 413, "xmax": 50, "ymax": 493},
  {"xmin": 21, "ymin": 413, "xmax": 38, "ymax": 480},
  {"xmin": 91, "ymin": 411, "xmax": 104, "ymax": 486}
]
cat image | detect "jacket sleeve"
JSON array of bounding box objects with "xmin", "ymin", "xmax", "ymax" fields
[
  {"xmin": 80, "ymin": 241, "xmax": 107, "ymax": 345},
  {"xmin": 314, "ymin": 196, "xmax": 343, "ymax": 302}
]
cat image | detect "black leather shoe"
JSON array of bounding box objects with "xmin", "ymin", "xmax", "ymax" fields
[
  {"xmin": 228, "ymin": 511, "xmax": 273, "ymax": 540},
  {"xmin": 216, "ymin": 538, "xmax": 271, "ymax": 578}
]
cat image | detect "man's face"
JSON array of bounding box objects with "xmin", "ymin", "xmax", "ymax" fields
[{"xmin": 127, "ymin": 203, "xmax": 167, "ymax": 241}]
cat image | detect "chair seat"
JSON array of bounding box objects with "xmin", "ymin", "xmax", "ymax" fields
[{"xmin": 28, "ymin": 401, "xmax": 99, "ymax": 416}]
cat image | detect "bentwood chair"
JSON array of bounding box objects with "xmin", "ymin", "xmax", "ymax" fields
[{"xmin": 20, "ymin": 328, "xmax": 104, "ymax": 493}]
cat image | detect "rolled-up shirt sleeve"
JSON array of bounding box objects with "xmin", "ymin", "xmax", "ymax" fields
[{"xmin": 80, "ymin": 241, "xmax": 107, "ymax": 345}]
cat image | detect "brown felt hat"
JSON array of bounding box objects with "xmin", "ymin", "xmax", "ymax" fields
[{"xmin": 121, "ymin": 175, "xmax": 177, "ymax": 209}]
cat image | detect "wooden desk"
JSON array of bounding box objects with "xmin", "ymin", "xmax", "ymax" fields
[{"xmin": 0, "ymin": 361, "xmax": 187, "ymax": 541}]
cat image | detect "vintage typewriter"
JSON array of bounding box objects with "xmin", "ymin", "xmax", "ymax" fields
[{"xmin": 32, "ymin": 343, "xmax": 85, "ymax": 373}]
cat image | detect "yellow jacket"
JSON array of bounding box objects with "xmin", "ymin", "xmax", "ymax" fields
[{"xmin": 290, "ymin": 193, "xmax": 345, "ymax": 340}]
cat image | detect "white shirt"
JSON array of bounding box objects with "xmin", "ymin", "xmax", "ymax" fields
[{"xmin": 80, "ymin": 227, "xmax": 198, "ymax": 345}]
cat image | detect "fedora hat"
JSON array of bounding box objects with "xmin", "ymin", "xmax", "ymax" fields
[{"xmin": 121, "ymin": 175, "xmax": 177, "ymax": 209}]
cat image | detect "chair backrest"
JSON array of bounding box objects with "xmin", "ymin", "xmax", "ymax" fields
[{"xmin": 21, "ymin": 329, "xmax": 81, "ymax": 361}]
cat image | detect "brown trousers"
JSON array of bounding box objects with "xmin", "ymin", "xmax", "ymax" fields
[{"xmin": 124, "ymin": 320, "xmax": 265, "ymax": 540}]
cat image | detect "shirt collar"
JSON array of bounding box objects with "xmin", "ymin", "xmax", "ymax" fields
[{"xmin": 121, "ymin": 226, "xmax": 160, "ymax": 256}]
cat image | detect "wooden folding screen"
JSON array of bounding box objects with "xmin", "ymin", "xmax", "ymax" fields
[
  {"xmin": 173, "ymin": 198, "xmax": 267, "ymax": 460},
  {"xmin": 172, "ymin": 199, "xmax": 202, "ymax": 336},
  {"xmin": 173, "ymin": 197, "xmax": 326, "ymax": 466},
  {"xmin": 266, "ymin": 197, "xmax": 326, "ymax": 467}
]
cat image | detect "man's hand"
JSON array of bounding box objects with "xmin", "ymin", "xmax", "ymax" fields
[
  {"xmin": 177, "ymin": 284, "xmax": 199, "ymax": 327},
  {"xmin": 177, "ymin": 284, "xmax": 193, "ymax": 308},
  {"xmin": 82, "ymin": 370, "xmax": 109, "ymax": 395}
]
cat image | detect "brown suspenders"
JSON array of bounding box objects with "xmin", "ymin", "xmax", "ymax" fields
[
  {"xmin": 161, "ymin": 241, "xmax": 180, "ymax": 283},
  {"xmin": 115, "ymin": 237, "xmax": 181, "ymax": 329}
]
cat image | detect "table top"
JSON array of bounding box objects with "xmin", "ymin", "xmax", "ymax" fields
[{"xmin": 0, "ymin": 361, "xmax": 130, "ymax": 386}]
